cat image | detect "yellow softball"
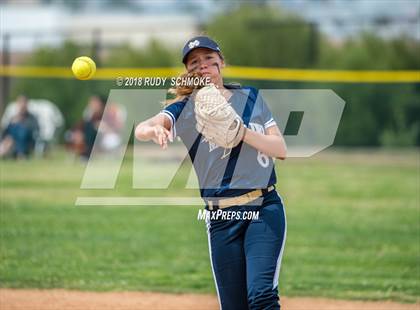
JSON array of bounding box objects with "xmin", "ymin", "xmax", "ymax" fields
[{"xmin": 71, "ymin": 56, "xmax": 96, "ymax": 80}]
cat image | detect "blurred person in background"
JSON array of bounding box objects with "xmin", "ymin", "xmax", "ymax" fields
[
  {"xmin": 99, "ymin": 101, "xmax": 126, "ymax": 153},
  {"xmin": 82, "ymin": 95, "xmax": 106, "ymax": 157},
  {"xmin": 66, "ymin": 95, "xmax": 126, "ymax": 160},
  {"xmin": 66, "ymin": 95, "xmax": 105, "ymax": 160},
  {"xmin": 0, "ymin": 95, "xmax": 39, "ymax": 159},
  {"xmin": 1, "ymin": 97, "xmax": 64, "ymax": 158}
]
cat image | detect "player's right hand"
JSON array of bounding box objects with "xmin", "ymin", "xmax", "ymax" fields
[{"xmin": 152, "ymin": 125, "xmax": 172, "ymax": 149}]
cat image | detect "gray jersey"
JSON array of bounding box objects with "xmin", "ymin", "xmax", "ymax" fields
[{"xmin": 162, "ymin": 86, "xmax": 277, "ymax": 198}]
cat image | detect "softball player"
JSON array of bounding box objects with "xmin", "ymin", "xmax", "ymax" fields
[{"xmin": 135, "ymin": 36, "xmax": 287, "ymax": 310}]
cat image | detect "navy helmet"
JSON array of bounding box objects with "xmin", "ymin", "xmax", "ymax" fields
[{"xmin": 182, "ymin": 36, "xmax": 222, "ymax": 64}]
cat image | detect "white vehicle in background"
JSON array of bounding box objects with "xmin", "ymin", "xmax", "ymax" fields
[{"xmin": 1, "ymin": 99, "xmax": 64, "ymax": 156}]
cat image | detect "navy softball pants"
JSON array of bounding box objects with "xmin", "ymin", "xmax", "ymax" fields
[{"xmin": 205, "ymin": 190, "xmax": 287, "ymax": 310}]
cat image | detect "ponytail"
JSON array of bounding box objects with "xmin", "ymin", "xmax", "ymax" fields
[{"xmin": 164, "ymin": 72, "xmax": 204, "ymax": 106}]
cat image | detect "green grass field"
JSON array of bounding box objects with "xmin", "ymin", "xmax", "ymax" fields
[{"xmin": 0, "ymin": 148, "xmax": 419, "ymax": 303}]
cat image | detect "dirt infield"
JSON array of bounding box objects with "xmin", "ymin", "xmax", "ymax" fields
[{"xmin": 1, "ymin": 289, "xmax": 418, "ymax": 310}]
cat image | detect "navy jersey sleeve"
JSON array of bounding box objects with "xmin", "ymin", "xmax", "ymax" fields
[
  {"xmin": 260, "ymin": 95, "xmax": 277, "ymax": 129},
  {"xmin": 160, "ymin": 99, "xmax": 189, "ymax": 138}
]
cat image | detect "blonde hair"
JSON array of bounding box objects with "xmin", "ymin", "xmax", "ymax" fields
[{"xmin": 164, "ymin": 72, "xmax": 204, "ymax": 106}]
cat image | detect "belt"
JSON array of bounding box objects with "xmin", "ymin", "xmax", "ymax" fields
[{"xmin": 206, "ymin": 185, "xmax": 275, "ymax": 210}]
